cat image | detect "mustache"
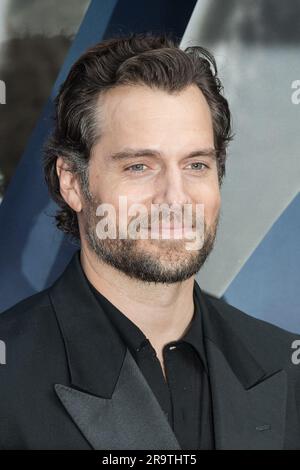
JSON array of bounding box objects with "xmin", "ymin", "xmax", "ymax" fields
[
  {"xmin": 137, "ymin": 209, "xmax": 200, "ymax": 229},
  {"xmin": 89, "ymin": 198, "xmax": 205, "ymax": 230}
]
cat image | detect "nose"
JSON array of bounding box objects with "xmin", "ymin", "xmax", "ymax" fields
[{"xmin": 152, "ymin": 164, "xmax": 191, "ymax": 206}]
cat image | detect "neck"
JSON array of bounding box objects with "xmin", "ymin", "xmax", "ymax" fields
[{"xmin": 80, "ymin": 245, "xmax": 196, "ymax": 359}]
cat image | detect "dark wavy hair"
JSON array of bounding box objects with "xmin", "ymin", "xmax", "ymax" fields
[{"xmin": 43, "ymin": 32, "xmax": 233, "ymax": 240}]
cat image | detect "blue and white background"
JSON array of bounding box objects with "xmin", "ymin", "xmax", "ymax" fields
[{"xmin": 0, "ymin": 0, "xmax": 299, "ymax": 334}]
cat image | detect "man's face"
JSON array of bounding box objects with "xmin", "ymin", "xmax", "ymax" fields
[{"xmin": 79, "ymin": 83, "xmax": 221, "ymax": 283}]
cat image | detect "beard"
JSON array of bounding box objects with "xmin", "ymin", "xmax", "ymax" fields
[{"xmin": 82, "ymin": 193, "xmax": 219, "ymax": 284}]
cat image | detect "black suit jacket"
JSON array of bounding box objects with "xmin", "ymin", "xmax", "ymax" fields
[{"xmin": 0, "ymin": 251, "xmax": 299, "ymax": 449}]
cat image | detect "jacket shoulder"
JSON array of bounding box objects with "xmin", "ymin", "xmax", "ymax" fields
[
  {"xmin": 206, "ymin": 294, "xmax": 299, "ymax": 338},
  {"xmin": 0, "ymin": 287, "xmax": 67, "ymax": 394},
  {"xmin": 0, "ymin": 288, "xmax": 51, "ymax": 331},
  {"xmin": 0, "ymin": 288, "xmax": 59, "ymax": 359},
  {"xmin": 204, "ymin": 293, "xmax": 300, "ymax": 372}
]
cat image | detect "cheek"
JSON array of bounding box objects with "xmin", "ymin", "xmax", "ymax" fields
[
  {"xmin": 90, "ymin": 170, "xmax": 120, "ymax": 205},
  {"xmin": 207, "ymin": 193, "xmax": 221, "ymax": 223},
  {"xmin": 116, "ymin": 185, "xmax": 154, "ymax": 209},
  {"xmin": 195, "ymin": 185, "xmax": 220, "ymax": 224}
]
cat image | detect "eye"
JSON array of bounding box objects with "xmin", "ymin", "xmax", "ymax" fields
[
  {"xmin": 124, "ymin": 163, "xmax": 147, "ymax": 173},
  {"xmin": 186, "ymin": 162, "xmax": 209, "ymax": 171}
]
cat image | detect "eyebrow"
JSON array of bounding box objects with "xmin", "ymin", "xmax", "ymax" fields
[{"xmin": 107, "ymin": 147, "xmax": 217, "ymax": 162}]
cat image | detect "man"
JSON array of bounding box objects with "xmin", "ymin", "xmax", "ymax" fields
[{"xmin": 0, "ymin": 33, "xmax": 299, "ymax": 450}]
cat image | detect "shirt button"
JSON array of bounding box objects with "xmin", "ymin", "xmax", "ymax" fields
[{"xmin": 168, "ymin": 345, "xmax": 177, "ymax": 350}]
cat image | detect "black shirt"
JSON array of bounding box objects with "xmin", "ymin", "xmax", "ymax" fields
[{"xmin": 86, "ymin": 276, "xmax": 215, "ymax": 450}]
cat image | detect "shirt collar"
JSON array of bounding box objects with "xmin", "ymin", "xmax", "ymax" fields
[
  {"xmin": 85, "ymin": 271, "xmax": 208, "ymax": 373},
  {"xmin": 87, "ymin": 279, "xmax": 148, "ymax": 352},
  {"xmin": 178, "ymin": 284, "xmax": 209, "ymax": 372}
]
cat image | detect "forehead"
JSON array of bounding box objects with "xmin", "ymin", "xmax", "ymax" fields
[{"xmin": 97, "ymin": 84, "xmax": 214, "ymax": 147}]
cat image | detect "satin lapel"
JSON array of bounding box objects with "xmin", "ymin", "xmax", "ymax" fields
[
  {"xmin": 194, "ymin": 283, "xmax": 288, "ymax": 450},
  {"xmin": 49, "ymin": 251, "xmax": 180, "ymax": 450},
  {"xmin": 55, "ymin": 348, "xmax": 181, "ymax": 450},
  {"xmin": 206, "ymin": 339, "xmax": 287, "ymax": 449}
]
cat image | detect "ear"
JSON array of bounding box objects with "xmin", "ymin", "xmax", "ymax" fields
[{"xmin": 56, "ymin": 157, "xmax": 83, "ymax": 213}]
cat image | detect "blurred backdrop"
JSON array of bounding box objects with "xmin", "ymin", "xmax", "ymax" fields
[
  {"xmin": 0, "ymin": 0, "xmax": 299, "ymax": 333},
  {"xmin": 0, "ymin": 0, "xmax": 90, "ymax": 200}
]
